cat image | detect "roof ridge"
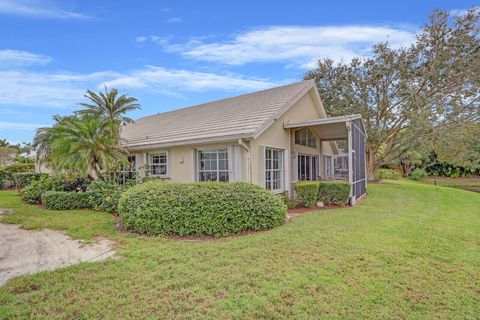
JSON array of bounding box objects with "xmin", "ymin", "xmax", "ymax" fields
[{"xmin": 135, "ymin": 79, "xmax": 311, "ymax": 122}]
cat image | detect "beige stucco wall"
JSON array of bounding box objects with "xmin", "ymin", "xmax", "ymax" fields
[
  {"xmin": 129, "ymin": 141, "xmax": 247, "ymax": 183},
  {"xmin": 126, "ymin": 87, "xmax": 337, "ymax": 191}
]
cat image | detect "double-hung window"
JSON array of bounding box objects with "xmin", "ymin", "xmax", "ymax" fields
[
  {"xmin": 120, "ymin": 155, "xmax": 137, "ymax": 184},
  {"xmin": 197, "ymin": 149, "xmax": 229, "ymax": 182},
  {"xmin": 265, "ymin": 148, "xmax": 284, "ymax": 191},
  {"xmin": 148, "ymin": 152, "xmax": 168, "ymax": 177}
]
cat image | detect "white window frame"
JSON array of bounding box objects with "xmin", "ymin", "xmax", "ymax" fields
[
  {"xmin": 147, "ymin": 152, "xmax": 168, "ymax": 178},
  {"xmin": 298, "ymin": 154, "xmax": 318, "ymax": 181},
  {"xmin": 324, "ymin": 155, "xmax": 333, "ymax": 178},
  {"xmin": 197, "ymin": 148, "xmax": 231, "ymax": 182},
  {"xmin": 264, "ymin": 147, "xmax": 285, "ymax": 192},
  {"xmin": 294, "ymin": 128, "xmax": 317, "ymax": 148},
  {"xmin": 120, "ymin": 154, "xmax": 137, "ymax": 184}
]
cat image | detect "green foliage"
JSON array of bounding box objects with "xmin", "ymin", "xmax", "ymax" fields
[
  {"xmin": 295, "ymin": 181, "xmax": 351, "ymax": 207},
  {"xmin": 41, "ymin": 191, "xmax": 94, "ymax": 210},
  {"xmin": 118, "ymin": 181, "xmax": 287, "ymax": 237},
  {"xmin": 278, "ymin": 192, "xmax": 302, "ymax": 209},
  {"xmin": 375, "ymin": 168, "xmax": 401, "ymax": 180},
  {"xmin": 21, "ymin": 176, "xmax": 89, "ymax": 204},
  {"xmin": 0, "ymin": 163, "xmax": 34, "ymax": 181},
  {"xmin": 317, "ymin": 181, "xmax": 351, "ymax": 206},
  {"xmin": 88, "ymin": 179, "xmax": 135, "ymax": 214},
  {"xmin": 410, "ymin": 168, "xmax": 428, "ymax": 181},
  {"xmin": 13, "ymin": 172, "xmax": 48, "ymax": 189},
  {"xmin": 294, "ymin": 182, "xmax": 321, "ymax": 208}
]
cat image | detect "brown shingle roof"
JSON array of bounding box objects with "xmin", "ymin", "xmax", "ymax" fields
[{"xmin": 121, "ymin": 80, "xmax": 314, "ymax": 148}]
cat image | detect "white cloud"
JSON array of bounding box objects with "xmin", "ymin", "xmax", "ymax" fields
[
  {"xmin": 0, "ymin": 49, "xmax": 52, "ymax": 68},
  {"xmin": 0, "ymin": 70, "xmax": 120, "ymax": 108},
  {"xmin": 166, "ymin": 17, "xmax": 183, "ymax": 24},
  {"xmin": 153, "ymin": 25, "xmax": 416, "ymax": 68},
  {"xmin": 102, "ymin": 66, "xmax": 276, "ymax": 93},
  {"xmin": 0, "ymin": 66, "xmax": 276, "ymax": 109},
  {"xmin": 136, "ymin": 35, "xmax": 170, "ymax": 45},
  {"xmin": 0, "ymin": 0, "xmax": 90, "ymax": 19},
  {"xmin": 0, "ymin": 121, "xmax": 48, "ymax": 131}
]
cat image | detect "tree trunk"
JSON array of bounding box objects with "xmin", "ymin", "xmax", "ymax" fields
[{"xmin": 366, "ymin": 145, "xmax": 379, "ymax": 180}]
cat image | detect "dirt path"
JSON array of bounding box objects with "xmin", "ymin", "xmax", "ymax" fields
[{"xmin": 0, "ymin": 209, "xmax": 115, "ymax": 286}]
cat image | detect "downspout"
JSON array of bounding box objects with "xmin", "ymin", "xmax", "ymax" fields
[{"xmin": 238, "ymin": 139, "xmax": 252, "ymax": 183}]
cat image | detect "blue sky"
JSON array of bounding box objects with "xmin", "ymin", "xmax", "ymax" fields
[{"xmin": 0, "ymin": 0, "xmax": 476, "ymax": 143}]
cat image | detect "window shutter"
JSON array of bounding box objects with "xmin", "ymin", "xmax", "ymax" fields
[{"xmin": 259, "ymin": 146, "xmax": 266, "ymax": 187}]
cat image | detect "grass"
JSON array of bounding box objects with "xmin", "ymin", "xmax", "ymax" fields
[
  {"xmin": 422, "ymin": 176, "xmax": 480, "ymax": 193},
  {"xmin": 0, "ymin": 181, "xmax": 479, "ymax": 319}
]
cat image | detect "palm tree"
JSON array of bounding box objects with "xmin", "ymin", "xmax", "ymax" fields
[
  {"xmin": 76, "ymin": 87, "xmax": 141, "ymax": 138},
  {"xmin": 34, "ymin": 115, "xmax": 127, "ymax": 179}
]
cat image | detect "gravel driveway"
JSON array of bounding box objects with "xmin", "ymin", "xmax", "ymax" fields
[{"xmin": 0, "ymin": 209, "xmax": 115, "ymax": 286}]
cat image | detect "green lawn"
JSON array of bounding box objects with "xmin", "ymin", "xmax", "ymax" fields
[
  {"xmin": 422, "ymin": 176, "xmax": 480, "ymax": 193},
  {"xmin": 0, "ymin": 180, "xmax": 479, "ymax": 319}
]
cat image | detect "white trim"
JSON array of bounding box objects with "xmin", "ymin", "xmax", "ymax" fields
[
  {"xmin": 191, "ymin": 148, "xmax": 196, "ymax": 182},
  {"xmin": 262, "ymin": 146, "xmax": 286, "ymax": 193},
  {"xmin": 147, "ymin": 151, "xmax": 169, "ymax": 178},
  {"xmin": 284, "ymin": 114, "xmax": 363, "ymax": 129},
  {"xmin": 196, "ymin": 148, "xmax": 231, "ymax": 182}
]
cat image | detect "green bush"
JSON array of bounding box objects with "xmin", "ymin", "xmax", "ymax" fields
[
  {"xmin": 375, "ymin": 168, "xmax": 401, "ymax": 180},
  {"xmin": 13, "ymin": 172, "xmax": 48, "ymax": 189},
  {"xmin": 317, "ymin": 181, "xmax": 350, "ymax": 206},
  {"xmin": 294, "ymin": 182, "xmax": 320, "ymax": 208},
  {"xmin": 21, "ymin": 176, "xmax": 88, "ymax": 204},
  {"xmin": 410, "ymin": 168, "xmax": 428, "ymax": 181},
  {"xmin": 0, "ymin": 163, "xmax": 34, "ymax": 181},
  {"xmin": 88, "ymin": 180, "xmax": 135, "ymax": 214},
  {"xmin": 118, "ymin": 181, "xmax": 287, "ymax": 237},
  {"xmin": 42, "ymin": 191, "xmax": 94, "ymax": 210},
  {"xmin": 278, "ymin": 192, "xmax": 302, "ymax": 209}
]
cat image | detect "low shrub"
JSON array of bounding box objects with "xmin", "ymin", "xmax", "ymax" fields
[
  {"xmin": 42, "ymin": 191, "xmax": 94, "ymax": 210},
  {"xmin": 118, "ymin": 181, "xmax": 287, "ymax": 237},
  {"xmin": 21, "ymin": 176, "xmax": 89, "ymax": 204},
  {"xmin": 294, "ymin": 182, "xmax": 320, "ymax": 208},
  {"xmin": 317, "ymin": 181, "xmax": 350, "ymax": 206},
  {"xmin": 88, "ymin": 180, "xmax": 135, "ymax": 214},
  {"xmin": 278, "ymin": 192, "xmax": 302, "ymax": 209},
  {"xmin": 410, "ymin": 168, "xmax": 428, "ymax": 181},
  {"xmin": 375, "ymin": 168, "xmax": 401, "ymax": 180},
  {"xmin": 0, "ymin": 163, "xmax": 34, "ymax": 181},
  {"xmin": 13, "ymin": 172, "xmax": 48, "ymax": 189}
]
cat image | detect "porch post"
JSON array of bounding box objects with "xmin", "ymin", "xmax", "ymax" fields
[{"xmin": 346, "ymin": 121, "xmax": 354, "ymax": 204}]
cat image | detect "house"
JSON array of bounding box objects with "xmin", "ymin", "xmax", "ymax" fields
[{"xmin": 121, "ymin": 80, "xmax": 367, "ymax": 205}]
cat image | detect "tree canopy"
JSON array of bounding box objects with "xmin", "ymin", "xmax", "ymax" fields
[{"xmin": 305, "ymin": 8, "xmax": 480, "ymax": 177}]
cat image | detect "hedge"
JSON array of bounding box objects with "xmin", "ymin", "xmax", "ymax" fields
[
  {"xmin": 21, "ymin": 176, "xmax": 89, "ymax": 204},
  {"xmin": 317, "ymin": 181, "xmax": 350, "ymax": 206},
  {"xmin": 41, "ymin": 191, "xmax": 94, "ymax": 210},
  {"xmin": 294, "ymin": 182, "xmax": 320, "ymax": 208},
  {"xmin": 13, "ymin": 172, "xmax": 48, "ymax": 189},
  {"xmin": 375, "ymin": 168, "xmax": 401, "ymax": 180},
  {"xmin": 118, "ymin": 181, "xmax": 287, "ymax": 237},
  {"xmin": 294, "ymin": 181, "xmax": 351, "ymax": 207},
  {"xmin": 88, "ymin": 180, "xmax": 135, "ymax": 214}
]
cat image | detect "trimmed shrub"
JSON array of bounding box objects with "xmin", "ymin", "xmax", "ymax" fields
[
  {"xmin": 118, "ymin": 181, "xmax": 287, "ymax": 237},
  {"xmin": 375, "ymin": 168, "xmax": 401, "ymax": 180},
  {"xmin": 410, "ymin": 168, "xmax": 428, "ymax": 181},
  {"xmin": 13, "ymin": 172, "xmax": 48, "ymax": 189},
  {"xmin": 88, "ymin": 180, "xmax": 136, "ymax": 214},
  {"xmin": 21, "ymin": 176, "xmax": 89, "ymax": 204},
  {"xmin": 317, "ymin": 181, "xmax": 350, "ymax": 206},
  {"xmin": 42, "ymin": 191, "xmax": 94, "ymax": 210},
  {"xmin": 278, "ymin": 192, "xmax": 302, "ymax": 209},
  {"xmin": 294, "ymin": 182, "xmax": 320, "ymax": 208},
  {"xmin": 0, "ymin": 163, "xmax": 34, "ymax": 181}
]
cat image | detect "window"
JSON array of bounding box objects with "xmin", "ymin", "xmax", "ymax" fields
[
  {"xmin": 197, "ymin": 149, "xmax": 229, "ymax": 182},
  {"xmin": 298, "ymin": 154, "xmax": 318, "ymax": 181},
  {"xmin": 148, "ymin": 152, "xmax": 168, "ymax": 176},
  {"xmin": 265, "ymin": 148, "xmax": 284, "ymax": 191},
  {"xmin": 324, "ymin": 155, "xmax": 333, "ymax": 178},
  {"xmin": 295, "ymin": 128, "xmax": 317, "ymax": 148},
  {"xmin": 120, "ymin": 155, "xmax": 137, "ymax": 184}
]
